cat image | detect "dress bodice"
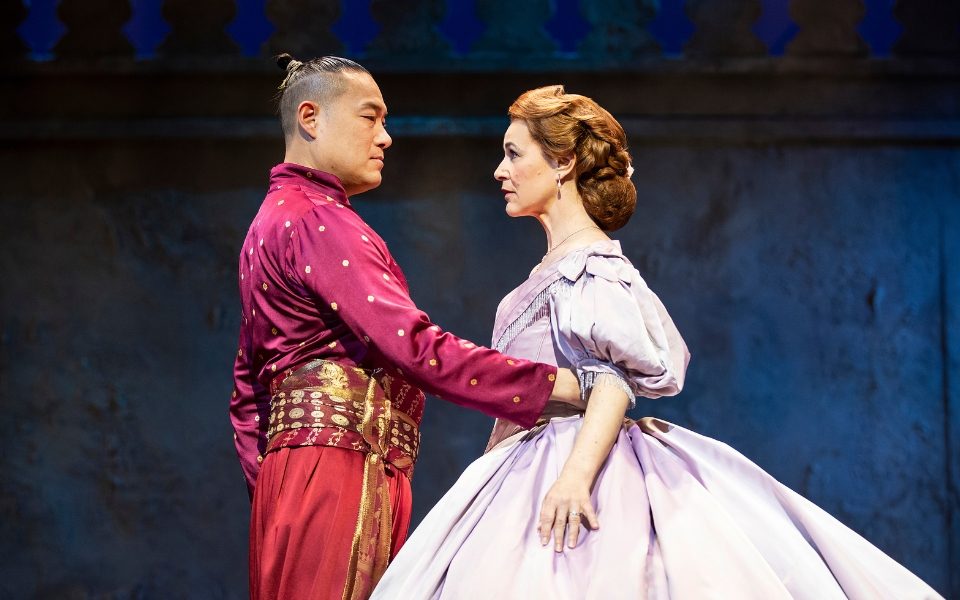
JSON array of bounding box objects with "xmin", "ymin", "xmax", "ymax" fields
[{"xmin": 485, "ymin": 240, "xmax": 691, "ymax": 451}]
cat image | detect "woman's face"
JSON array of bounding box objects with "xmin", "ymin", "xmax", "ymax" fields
[{"xmin": 494, "ymin": 120, "xmax": 557, "ymax": 218}]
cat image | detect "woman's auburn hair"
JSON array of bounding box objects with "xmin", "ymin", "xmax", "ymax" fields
[{"xmin": 508, "ymin": 85, "xmax": 636, "ymax": 231}]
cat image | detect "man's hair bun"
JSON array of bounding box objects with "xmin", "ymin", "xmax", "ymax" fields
[{"xmin": 275, "ymin": 53, "xmax": 300, "ymax": 72}]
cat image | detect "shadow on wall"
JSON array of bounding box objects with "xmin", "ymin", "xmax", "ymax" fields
[{"xmin": 1, "ymin": 0, "xmax": 958, "ymax": 598}]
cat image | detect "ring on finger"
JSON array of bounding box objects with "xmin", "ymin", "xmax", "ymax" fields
[{"xmin": 568, "ymin": 511, "xmax": 581, "ymax": 518}]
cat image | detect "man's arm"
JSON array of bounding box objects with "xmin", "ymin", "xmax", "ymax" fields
[
  {"xmin": 286, "ymin": 204, "xmax": 576, "ymax": 427},
  {"xmin": 229, "ymin": 329, "xmax": 271, "ymax": 499},
  {"xmin": 549, "ymin": 368, "xmax": 583, "ymax": 407}
]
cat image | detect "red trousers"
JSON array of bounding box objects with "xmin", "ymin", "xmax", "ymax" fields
[{"xmin": 249, "ymin": 445, "xmax": 413, "ymax": 600}]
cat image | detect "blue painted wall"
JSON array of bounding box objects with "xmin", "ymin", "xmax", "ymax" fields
[
  {"xmin": 1, "ymin": 1, "xmax": 957, "ymax": 598},
  {"xmin": 17, "ymin": 0, "xmax": 904, "ymax": 59}
]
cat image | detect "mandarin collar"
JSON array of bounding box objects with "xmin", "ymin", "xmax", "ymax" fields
[{"xmin": 269, "ymin": 163, "xmax": 350, "ymax": 206}]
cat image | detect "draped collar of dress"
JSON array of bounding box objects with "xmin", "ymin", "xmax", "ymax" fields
[{"xmin": 491, "ymin": 239, "xmax": 625, "ymax": 346}]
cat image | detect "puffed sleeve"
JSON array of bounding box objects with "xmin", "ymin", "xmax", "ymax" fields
[
  {"xmin": 283, "ymin": 203, "xmax": 557, "ymax": 428},
  {"xmin": 552, "ymin": 253, "xmax": 690, "ymax": 407}
]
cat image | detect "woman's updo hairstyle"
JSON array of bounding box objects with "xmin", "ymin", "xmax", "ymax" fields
[{"xmin": 508, "ymin": 85, "xmax": 636, "ymax": 231}]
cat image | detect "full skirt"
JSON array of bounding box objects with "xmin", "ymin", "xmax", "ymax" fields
[{"xmin": 372, "ymin": 416, "xmax": 941, "ymax": 600}]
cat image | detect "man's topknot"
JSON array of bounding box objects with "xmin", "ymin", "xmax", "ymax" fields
[
  {"xmin": 275, "ymin": 53, "xmax": 368, "ymax": 93},
  {"xmin": 275, "ymin": 52, "xmax": 301, "ymax": 73}
]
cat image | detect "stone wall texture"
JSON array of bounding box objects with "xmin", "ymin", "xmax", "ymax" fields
[{"xmin": 2, "ymin": 1, "xmax": 959, "ymax": 598}]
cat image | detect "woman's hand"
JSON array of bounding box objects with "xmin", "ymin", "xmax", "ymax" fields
[
  {"xmin": 538, "ymin": 379, "xmax": 628, "ymax": 552},
  {"xmin": 537, "ymin": 474, "xmax": 600, "ymax": 552}
]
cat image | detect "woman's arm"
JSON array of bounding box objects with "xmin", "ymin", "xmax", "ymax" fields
[{"xmin": 537, "ymin": 379, "xmax": 630, "ymax": 551}]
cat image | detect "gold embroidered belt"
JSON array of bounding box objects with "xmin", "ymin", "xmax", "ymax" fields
[{"xmin": 266, "ymin": 359, "xmax": 421, "ymax": 600}]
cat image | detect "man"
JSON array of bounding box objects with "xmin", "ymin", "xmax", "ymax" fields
[{"xmin": 230, "ymin": 54, "xmax": 582, "ymax": 600}]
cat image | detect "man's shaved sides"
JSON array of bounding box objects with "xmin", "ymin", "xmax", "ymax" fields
[{"xmin": 275, "ymin": 53, "xmax": 370, "ymax": 141}]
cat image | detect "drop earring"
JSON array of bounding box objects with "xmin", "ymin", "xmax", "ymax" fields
[{"xmin": 556, "ymin": 173, "xmax": 562, "ymax": 200}]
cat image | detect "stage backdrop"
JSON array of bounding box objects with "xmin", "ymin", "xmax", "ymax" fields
[{"xmin": 1, "ymin": 1, "xmax": 958, "ymax": 598}]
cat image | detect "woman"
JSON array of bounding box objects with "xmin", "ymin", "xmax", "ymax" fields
[{"xmin": 371, "ymin": 86, "xmax": 941, "ymax": 599}]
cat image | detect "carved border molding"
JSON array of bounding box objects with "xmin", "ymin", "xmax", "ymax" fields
[
  {"xmin": 2, "ymin": 58, "xmax": 957, "ymax": 144},
  {"xmin": 2, "ymin": 116, "xmax": 958, "ymax": 145}
]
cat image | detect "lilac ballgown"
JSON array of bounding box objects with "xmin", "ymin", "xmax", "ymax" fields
[{"xmin": 372, "ymin": 240, "xmax": 942, "ymax": 600}]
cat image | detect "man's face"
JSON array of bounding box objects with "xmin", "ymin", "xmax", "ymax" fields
[{"xmin": 313, "ymin": 71, "xmax": 392, "ymax": 197}]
